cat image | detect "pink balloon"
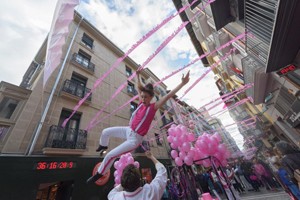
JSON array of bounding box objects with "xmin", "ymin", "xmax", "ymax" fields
[
  {"xmin": 180, "ymin": 126, "xmax": 188, "ymax": 133},
  {"xmin": 179, "ymin": 151, "xmax": 186, "ymax": 160},
  {"xmin": 127, "ymin": 156, "xmax": 134, "ymax": 164},
  {"xmin": 174, "ymin": 127, "xmax": 181, "ymax": 136},
  {"xmin": 207, "ymin": 143, "xmax": 218, "ymax": 155},
  {"xmin": 217, "ymin": 144, "xmax": 226, "ymax": 153},
  {"xmin": 179, "ymin": 134, "xmax": 188, "ymax": 143},
  {"xmin": 168, "ymin": 127, "xmax": 175, "ymax": 136},
  {"xmin": 115, "ymin": 176, "xmax": 121, "ymax": 184},
  {"xmin": 184, "ymin": 156, "xmax": 193, "ymax": 166},
  {"xmin": 175, "ymin": 157, "xmax": 183, "ymax": 166},
  {"xmin": 171, "ymin": 150, "xmax": 178, "ymax": 159},
  {"xmin": 171, "ymin": 124, "xmax": 177, "ymax": 128},
  {"xmin": 221, "ymin": 159, "xmax": 228, "ymax": 166},
  {"xmin": 167, "ymin": 136, "xmax": 173, "ymax": 143},
  {"xmin": 172, "ymin": 137, "xmax": 179, "ymax": 146},
  {"xmin": 213, "ymin": 152, "xmax": 224, "ymax": 161},
  {"xmin": 114, "ymin": 170, "xmax": 119, "ymax": 177},
  {"xmin": 134, "ymin": 161, "xmax": 140, "ymax": 168},
  {"xmin": 196, "ymin": 140, "xmax": 208, "ymax": 152},
  {"xmin": 114, "ymin": 161, "xmax": 120, "ymax": 169},
  {"xmin": 170, "ymin": 142, "xmax": 177, "ymax": 149},
  {"xmin": 182, "ymin": 142, "xmax": 190, "ymax": 152}
]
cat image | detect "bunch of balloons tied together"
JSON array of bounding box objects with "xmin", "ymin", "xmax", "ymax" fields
[
  {"xmin": 113, "ymin": 153, "xmax": 140, "ymax": 186},
  {"xmin": 167, "ymin": 124, "xmax": 231, "ymax": 167}
]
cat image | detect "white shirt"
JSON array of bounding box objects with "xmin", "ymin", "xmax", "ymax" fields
[{"xmin": 108, "ymin": 163, "xmax": 167, "ymax": 200}]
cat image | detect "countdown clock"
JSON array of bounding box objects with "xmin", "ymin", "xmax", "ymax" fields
[
  {"xmin": 35, "ymin": 161, "xmax": 76, "ymax": 170},
  {"xmin": 92, "ymin": 162, "xmax": 110, "ymax": 186}
]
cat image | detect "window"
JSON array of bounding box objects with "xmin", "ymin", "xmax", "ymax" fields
[
  {"xmin": 0, "ymin": 125, "xmax": 10, "ymax": 141},
  {"xmin": 0, "ymin": 97, "xmax": 19, "ymax": 119},
  {"xmin": 141, "ymin": 78, "xmax": 146, "ymax": 84},
  {"xmin": 130, "ymin": 102, "xmax": 137, "ymax": 113},
  {"xmin": 75, "ymin": 50, "xmax": 91, "ymax": 68},
  {"xmin": 125, "ymin": 66, "xmax": 132, "ymax": 77},
  {"xmin": 127, "ymin": 82, "xmax": 136, "ymax": 94},
  {"xmin": 68, "ymin": 73, "xmax": 88, "ymax": 98},
  {"xmin": 155, "ymin": 133, "xmax": 162, "ymax": 146},
  {"xmin": 82, "ymin": 33, "xmax": 94, "ymax": 49}
]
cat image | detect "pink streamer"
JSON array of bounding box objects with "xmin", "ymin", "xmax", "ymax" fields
[
  {"xmin": 148, "ymin": 48, "xmax": 236, "ymax": 131},
  {"xmin": 89, "ymin": 32, "xmax": 247, "ymax": 131},
  {"xmin": 86, "ymin": 1, "xmax": 216, "ymax": 130},
  {"xmin": 211, "ymin": 97, "xmax": 251, "ymax": 117},
  {"xmin": 61, "ymin": 0, "xmax": 199, "ymax": 127}
]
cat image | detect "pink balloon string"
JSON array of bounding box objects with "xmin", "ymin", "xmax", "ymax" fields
[
  {"xmin": 61, "ymin": 0, "xmax": 200, "ymax": 127},
  {"xmin": 86, "ymin": 1, "xmax": 215, "ymax": 130},
  {"xmin": 88, "ymin": 32, "xmax": 247, "ymax": 131}
]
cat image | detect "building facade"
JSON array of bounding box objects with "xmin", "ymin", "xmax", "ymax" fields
[
  {"xmin": 0, "ymin": 11, "xmax": 192, "ymax": 199},
  {"xmin": 173, "ymin": 0, "xmax": 300, "ymax": 152}
]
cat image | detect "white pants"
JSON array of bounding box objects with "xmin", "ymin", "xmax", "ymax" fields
[{"xmin": 97, "ymin": 126, "xmax": 143, "ymax": 174}]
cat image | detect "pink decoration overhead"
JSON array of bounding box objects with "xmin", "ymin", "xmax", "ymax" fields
[
  {"xmin": 43, "ymin": 0, "xmax": 79, "ymax": 86},
  {"xmin": 62, "ymin": 0, "xmax": 201, "ymax": 127}
]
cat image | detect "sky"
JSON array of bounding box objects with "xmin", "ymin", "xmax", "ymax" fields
[{"xmin": 0, "ymin": 0, "xmax": 244, "ymax": 149}]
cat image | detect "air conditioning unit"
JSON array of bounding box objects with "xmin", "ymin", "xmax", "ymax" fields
[{"xmin": 242, "ymin": 56, "xmax": 269, "ymax": 104}]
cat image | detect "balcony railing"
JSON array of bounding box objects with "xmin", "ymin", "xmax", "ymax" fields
[
  {"xmin": 72, "ymin": 53, "xmax": 95, "ymax": 73},
  {"xmin": 44, "ymin": 125, "xmax": 87, "ymax": 149},
  {"xmin": 62, "ymin": 80, "xmax": 92, "ymax": 101}
]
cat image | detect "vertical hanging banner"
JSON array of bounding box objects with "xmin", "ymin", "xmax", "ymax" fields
[{"xmin": 43, "ymin": 0, "xmax": 80, "ymax": 86}]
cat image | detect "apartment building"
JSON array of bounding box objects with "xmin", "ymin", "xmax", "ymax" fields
[
  {"xmin": 0, "ymin": 11, "xmax": 189, "ymax": 199},
  {"xmin": 172, "ymin": 0, "xmax": 300, "ymax": 150}
]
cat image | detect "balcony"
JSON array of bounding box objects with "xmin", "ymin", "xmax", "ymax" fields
[
  {"xmin": 43, "ymin": 125, "xmax": 87, "ymax": 155},
  {"xmin": 61, "ymin": 79, "xmax": 92, "ymax": 102},
  {"xmin": 71, "ymin": 53, "xmax": 95, "ymax": 73}
]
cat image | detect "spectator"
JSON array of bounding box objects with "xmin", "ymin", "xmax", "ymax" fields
[
  {"xmin": 108, "ymin": 151, "xmax": 167, "ymax": 200},
  {"xmin": 274, "ymin": 162, "xmax": 300, "ymax": 200},
  {"xmin": 275, "ymin": 141, "xmax": 300, "ymax": 178}
]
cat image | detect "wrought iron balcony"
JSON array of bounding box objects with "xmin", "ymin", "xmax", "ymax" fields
[
  {"xmin": 62, "ymin": 79, "xmax": 92, "ymax": 101},
  {"xmin": 72, "ymin": 53, "xmax": 95, "ymax": 73},
  {"xmin": 44, "ymin": 125, "xmax": 87, "ymax": 149}
]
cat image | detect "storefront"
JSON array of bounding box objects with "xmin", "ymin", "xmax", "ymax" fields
[{"xmin": 0, "ymin": 156, "xmax": 171, "ymax": 200}]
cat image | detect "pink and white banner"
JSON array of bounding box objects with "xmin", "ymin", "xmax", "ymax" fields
[{"xmin": 43, "ymin": 0, "xmax": 79, "ymax": 86}]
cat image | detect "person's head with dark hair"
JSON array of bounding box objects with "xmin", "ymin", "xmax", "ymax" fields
[
  {"xmin": 139, "ymin": 83, "xmax": 154, "ymax": 106},
  {"xmin": 275, "ymin": 141, "xmax": 299, "ymax": 155},
  {"xmin": 121, "ymin": 164, "xmax": 141, "ymax": 192}
]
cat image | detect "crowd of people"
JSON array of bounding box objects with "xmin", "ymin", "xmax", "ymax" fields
[{"xmin": 104, "ymin": 140, "xmax": 300, "ymax": 200}]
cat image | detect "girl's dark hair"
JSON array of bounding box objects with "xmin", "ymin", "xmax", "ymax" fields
[
  {"xmin": 121, "ymin": 164, "xmax": 141, "ymax": 192},
  {"xmin": 140, "ymin": 83, "xmax": 154, "ymax": 97}
]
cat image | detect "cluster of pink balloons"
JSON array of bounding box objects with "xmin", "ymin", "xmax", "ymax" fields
[
  {"xmin": 113, "ymin": 153, "xmax": 140, "ymax": 185},
  {"xmin": 194, "ymin": 133, "xmax": 230, "ymax": 167},
  {"xmin": 167, "ymin": 124, "xmax": 231, "ymax": 167},
  {"xmin": 167, "ymin": 124, "xmax": 196, "ymax": 166}
]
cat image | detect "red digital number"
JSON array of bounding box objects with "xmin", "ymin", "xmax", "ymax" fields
[
  {"xmin": 49, "ymin": 162, "xmax": 57, "ymax": 169},
  {"xmin": 59, "ymin": 162, "xmax": 67, "ymax": 169},
  {"xmin": 36, "ymin": 162, "xmax": 47, "ymax": 170},
  {"xmin": 68, "ymin": 162, "xmax": 73, "ymax": 168}
]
